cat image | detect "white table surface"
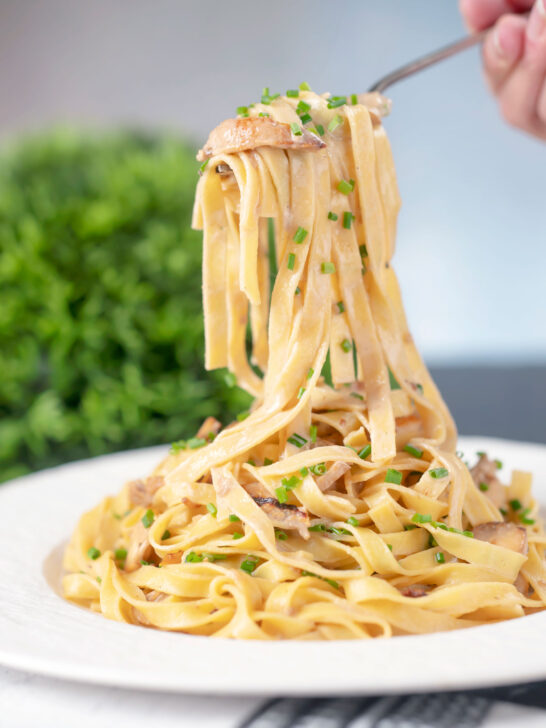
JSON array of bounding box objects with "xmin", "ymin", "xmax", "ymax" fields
[{"xmin": 3, "ymin": 664, "xmax": 546, "ymax": 728}]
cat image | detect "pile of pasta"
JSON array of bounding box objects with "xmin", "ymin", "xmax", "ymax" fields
[{"xmin": 63, "ymin": 88, "xmax": 546, "ymax": 639}]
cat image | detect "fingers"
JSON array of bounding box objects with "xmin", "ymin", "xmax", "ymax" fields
[
  {"xmin": 460, "ymin": 0, "xmax": 534, "ymax": 31},
  {"xmin": 482, "ymin": 14, "xmax": 527, "ymax": 92},
  {"xmin": 497, "ymin": 0, "xmax": 546, "ymax": 137}
]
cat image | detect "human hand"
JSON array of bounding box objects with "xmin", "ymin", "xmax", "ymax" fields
[{"xmin": 459, "ymin": 0, "xmax": 546, "ymax": 139}]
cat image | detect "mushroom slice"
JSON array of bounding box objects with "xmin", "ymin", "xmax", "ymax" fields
[
  {"xmin": 400, "ymin": 584, "xmax": 429, "ymax": 598},
  {"xmin": 474, "ymin": 521, "xmax": 528, "ymax": 555},
  {"xmin": 125, "ymin": 521, "xmax": 154, "ymax": 572},
  {"xmin": 253, "ymin": 496, "xmax": 310, "ymax": 540},
  {"xmin": 315, "ymin": 461, "xmax": 351, "ymax": 492},
  {"xmin": 470, "ymin": 454, "xmax": 506, "ymax": 509},
  {"xmin": 197, "ymin": 117, "xmax": 325, "ymax": 160},
  {"xmin": 128, "ymin": 475, "xmax": 165, "ymax": 508}
]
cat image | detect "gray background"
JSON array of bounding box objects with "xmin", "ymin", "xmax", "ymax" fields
[{"xmin": 0, "ymin": 0, "xmax": 544, "ymax": 439}]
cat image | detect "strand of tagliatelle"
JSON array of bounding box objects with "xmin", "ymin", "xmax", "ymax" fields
[{"xmin": 63, "ymin": 88, "xmax": 546, "ymax": 639}]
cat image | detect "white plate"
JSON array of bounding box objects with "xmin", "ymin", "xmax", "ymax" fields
[{"xmin": 1, "ymin": 436, "xmax": 545, "ymax": 696}]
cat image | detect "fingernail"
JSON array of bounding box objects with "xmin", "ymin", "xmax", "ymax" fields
[
  {"xmin": 527, "ymin": 0, "xmax": 546, "ymax": 42},
  {"xmin": 492, "ymin": 25, "xmax": 517, "ymax": 61}
]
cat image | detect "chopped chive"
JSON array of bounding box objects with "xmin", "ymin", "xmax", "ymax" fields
[
  {"xmin": 310, "ymin": 462, "xmax": 326, "ymax": 475},
  {"xmin": 275, "ymin": 486, "xmax": 288, "ymax": 503},
  {"xmin": 232, "ymin": 532, "xmax": 243, "ymax": 540},
  {"xmin": 500, "ymin": 507, "xmax": 508, "ymax": 516},
  {"xmin": 328, "ymin": 211, "xmax": 338, "ymax": 221},
  {"xmin": 293, "ymin": 226, "xmax": 308, "ymax": 244},
  {"xmin": 297, "ymin": 99, "xmax": 310, "ymax": 113},
  {"xmin": 236, "ymin": 106, "xmax": 249, "ymax": 117},
  {"xmin": 435, "ymin": 552, "xmax": 445, "ymax": 564},
  {"xmin": 359, "ymin": 244, "xmax": 368, "ymax": 257},
  {"xmin": 87, "ymin": 546, "xmax": 101, "ymax": 560},
  {"xmin": 428, "ymin": 533, "xmax": 437, "ymax": 548},
  {"xmin": 411, "ymin": 513, "xmax": 432, "ymax": 523},
  {"xmin": 224, "ymin": 371, "xmax": 237, "ymax": 387},
  {"xmin": 328, "ymin": 526, "xmax": 352, "ymax": 536},
  {"xmin": 328, "ymin": 114, "xmax": 343, "ymax": 132},
  {"xmin": 300, "ymin": 466, "xmax": 309, "ymax": 476},
  {"xmin": 299, "ymin": 81, "xmax": 311, "ymax": 91},
  {"xmin": 286, "ymin": 89, "xmax": 299, "ymax": 98},
  {"xmin": 315, "ymin": 123, "xmax": 325, "ymax": 136},
  {"xmin": 281, "ymin": 475, "xmax": 301, "ymax": 490},
  {"xmin": 299, "ymin": 113, "xmax": 312, "ymax": 125},
  {"xmin": 229, "ymin": 514, "xmax": 241, "ymax": 522},
  {"xmin": 404, "ymin": 524, "xmax": 418, "ymax": 530},
  {"xmin": 295, "ymin": 287, "xmax": 301, "ymax": 295},
  {"xmin": 520, "ymin": 508, "xmax": 535, "ymax": 525},
  {"xmin": 340, "ymin": 338, "xmax": 352, "ymax": 353},
  {"xmin": 161, "ymin": 530, "xmax": 171, "ymax": 541},
  {"xmin": 287, "ymin": 433, "xmax": 307, "ymax": 448},
  {"xmin": 309, "ymin": 425, "xmax": 317, "ymax": 443},
  {"xmin": 237, "ymin": 409, "xmax": 250, "ymax": 421},
  {"xmin": 309, "ymin": 523, "xmax": 327, "ymax": 532},
  {"xmin": 185, "ymin": 551, "xmax": 204, "ymax": 563},
  {"xmin": 290, "ymin": 122, "xmax": 303, "ymax": 136},
  {"xmin": 203, "ymin": 552, "xmax": 227, "ymax": 562},
  {"xmin": 429, "ymin": 467, "xmax": 449, "ymax": 479},
  {"xmin": 114, "ymin": 547, "xmax": 127, "ymax": 560},
  {"xmin": 388, "ymin": 367, "xmax": 401, "ymax": 390},
  {"xmin": 385, "ymin": 468, "xmax": 403, "ymax": 484},
  {"xmin": 342, "ymin": 211, "xmax": 353, "ymax": 229},
  {"xmin": 96, "ymin": 576, "xmax": 102, "ymax": 583},
  {"xmin": 509, "ymin": 498, "xmax": 522, "ymax": 511},
  {"xmin": 297, "ymin": 386, "xmax": 306, "ymax": 400},
  {"xmin": 476, "ymin": 451, "xmax": 486, "ymax": 457},
  {"xmin": 404, "ymin": 444, "xmax": 424, "ymax": 459},
  {"xmin": 387, "ymin": 543, "xmax": 393, "ymax": 551},
  {"xmin": 337, "ymin": 179, "xmax": 355, "ymax": 195},
  {"xmin": 207, "ymin": 431, "xmax": 216, "ymax": 442},
  {"xmin": 261, "ymin": 90, "xmax": 280, "ymax": 105},
  {"xmin": 307, "ymin": 367, "xmax": 314, "ymax": 379},
  {"xmin": 321, "ymin": 261, "xmax": 336, "ymax": 274},
  {"xmin": 415, "ymin": 383, "xmax": 424, "ymax": 395},
  {"xmin": 263, "ymin": 457, "xmax": 274, "ymax": 466},
  {"xmin": 258, "ymin": 112, "xmax": 270, "ymax": 117},
  {"xmin": 327, "ymin": 96, "xmax": 347, "ymax": 109},
  {"xmin": 478, "ymin": 482, "xmax": 489, "ymax": 492},
  {"xmin": 240, "ymin": 556, "xmax": 259, "ymax": 574},
  {"xmin": 275, "ymin": 529, "xmax": 288, "ymax": 540},
  {"xmin": 140, "ymin": 560, "xmax": 151, "ymax": 566},
  {"xmin": 170, "ymin": 439, "xmax": 186, "ymax": 453},
  {"xmin": 495, "ymin": 459, "xmax": 503, "ymax": 470},
  {"xmin": 336, "ymin": 300, "xmax": 345, "ymax": 313},
  {"xmin": 141, "ymin": 509, "xmax": 155, "ymax": 528},
  {"xmin": 287, "ymin": 252, "xmax": 296, "ymax": 270},
  {"xmin": 347, "ymin": 516, "xmax": 359, "ymax": 527},
  {"xmin": 199, "ymin": 159, "xmax": 209, "ymax": 174},
  {"xmin": 463, "ymin": 530, "xmax": 474, "ymax": 538},
  {"xmin": 358, "ymin": 444, "xmax": 371, "ymax": 460},
  {"xmin": 350, "ymin": 392, "xmax": 364, "ymax": 401},
  {"xmin": 206, "ymin": 503, "xmax": 218, "ymax": 518},
  {"xmin": 187, "ymin": 437, "xmax": 206, "ymax": 449},
  {"xmin": 350, "ymin": 93, "xmax": 358, "ymax": 105},
  {"xmin": 247, "ymin": 458, "xmax": 256, "ymax": 466}
]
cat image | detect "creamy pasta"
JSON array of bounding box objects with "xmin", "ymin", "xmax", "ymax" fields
[{"xmin": 63, "ymin": 87, "xmax": 546, "ymax": 639}]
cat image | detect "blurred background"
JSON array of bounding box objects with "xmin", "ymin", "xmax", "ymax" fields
[{"xmin": 0, "ymin": 0, "xmax": 544, "ymax": 481}]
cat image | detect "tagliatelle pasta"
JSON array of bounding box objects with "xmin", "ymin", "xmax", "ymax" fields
[{"xmin": 63, "ymin": 88, "xmax": 546, "ymax": 640}]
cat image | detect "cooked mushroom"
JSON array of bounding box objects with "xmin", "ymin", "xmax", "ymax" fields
[
  {"xmin": 196, "ymin": 416, "xmax": 222, "ymax": 440},
  {"xmin": 253, "ymin": 497, "xmax": 309, "ymax": 540},
  {"xmin": 128, "ymin": 475, "xmax": 164, "ymax": 508},
  {"xmin": 474, "ymin": 521, "xmax": 528, "ymax": 555},
  {"xmin": 470, "ymin": 454, "xmax": 506, "ymax": 509},
  {"xmin": 315, "ymin": 461, "xmax": 351, "ymax": 492},
  {"xmin": 400, "ymin": 584, "xmax": 429, "ymax": 598},
  {"xmin": 197, "ymin": 117, "xmax": 325, "ymax": 161},
  {"xmin": 125, "ymin": 521, "xmax": 154, "ymax": 572}
]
